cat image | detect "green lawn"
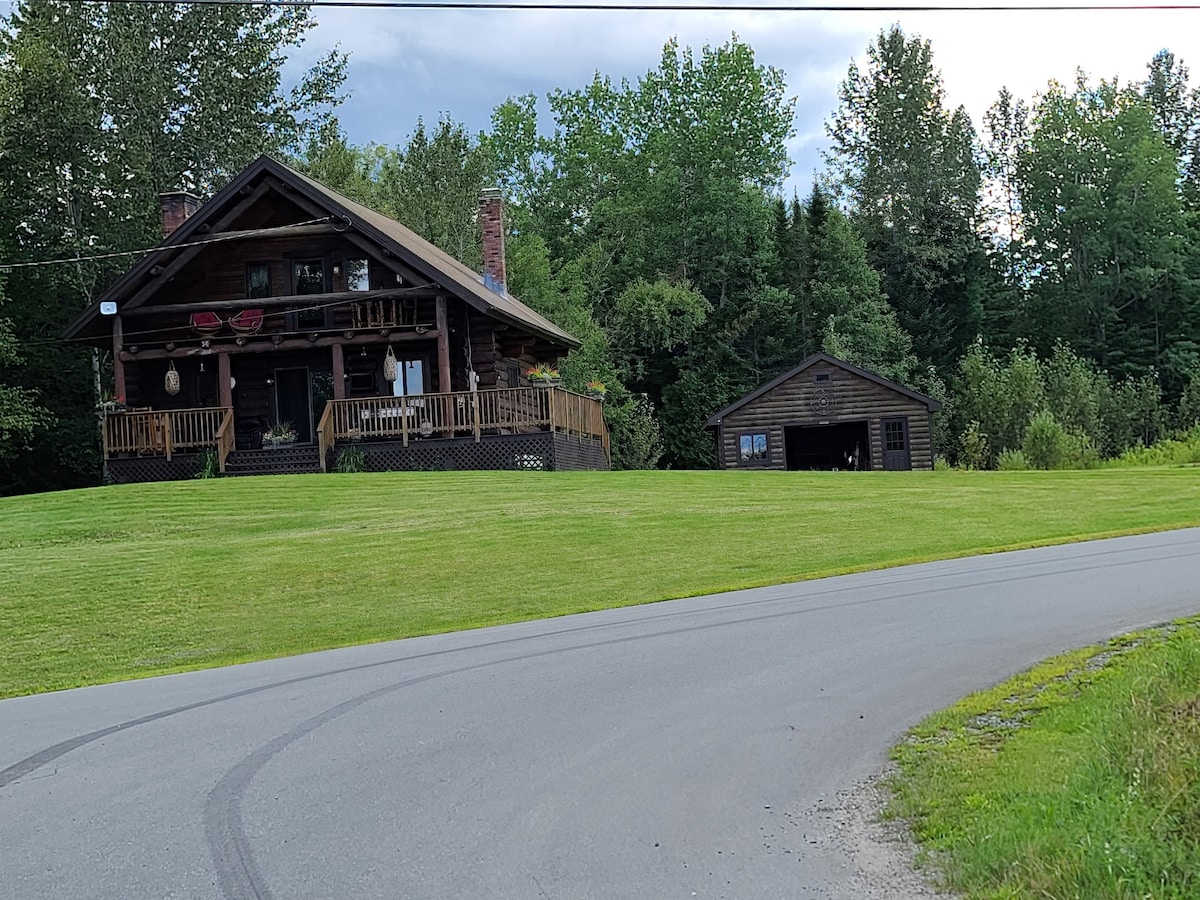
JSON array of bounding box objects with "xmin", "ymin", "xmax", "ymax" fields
[
  {"xmin": 2, "ymin": 468, "xmax": 1199, "ymax": 699},
  {"xmin": 889, "ymin": 618, "xmax": 1200, "ymax": 899}
]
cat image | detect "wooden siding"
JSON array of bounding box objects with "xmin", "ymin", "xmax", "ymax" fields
[{"xmin": 716, "ymin": 364, "xmax": 934, "ymax": 470}]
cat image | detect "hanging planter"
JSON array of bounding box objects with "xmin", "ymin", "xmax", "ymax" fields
[
  {"xmin": 165, "ymin": 360, "xmax": 181, "ymax": 396},
  {"xmin": 383, "ymin": 345, "xmax": 398, "ymax": 383}
]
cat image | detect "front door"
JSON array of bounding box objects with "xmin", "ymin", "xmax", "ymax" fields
[
  {"xmin": 881, "ymin": 417, "xmax": 911, "ymax": 470},
  {"xmin": 274, "ymin": 367, "xmax": 312, "ymax": 443}
]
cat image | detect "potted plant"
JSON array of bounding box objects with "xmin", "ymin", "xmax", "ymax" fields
[
  {"xmin": 526, "ymin": 364, "xmax": 561, "ymax": 387},
  {"xmin": 96, "ymin": 394, "xmax": 127, "ymax": 415},
  {"xmin": 262, "ymin": 421, "xmax": 298, "ymax": 448},
  {"xmin": 585, "ymin": 380, "xmax": 607, "ymax": 400}
]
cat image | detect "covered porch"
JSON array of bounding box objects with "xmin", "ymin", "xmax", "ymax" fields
[{"xmin": 101, "ymin": 386, "xmax": 610, "ymax": 481}]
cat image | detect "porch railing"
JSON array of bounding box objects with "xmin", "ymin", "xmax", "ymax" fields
[
  {"xmin": 103, "ymin": 406, "xmax": 232, "ymax": 461},
  {"xmin": 325, "ymin": 387, "xmax": 608, "ymax": 455}
]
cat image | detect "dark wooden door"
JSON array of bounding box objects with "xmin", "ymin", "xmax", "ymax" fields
[
  {"xmin": 881, "ymin": 417, "xmax": 911, "ymax": 471},
  {"xmin": 274, "ymin": 367, "xmax": 312, "ymax": 442}
]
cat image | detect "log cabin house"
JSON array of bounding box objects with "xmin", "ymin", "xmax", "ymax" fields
[
  {"xmin": 705, "ymin": 353, "xmax": 940, "ymax": 471},
  {"xmin": 64, "ymin": 156, "xmax": 608, "ymax": 481}
]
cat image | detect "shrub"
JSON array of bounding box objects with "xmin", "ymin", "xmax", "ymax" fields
[
  {"xmin": 195, "ymin": 448, "xmax": 220, "ymax": 479},
  {"xmin": 335, "ymin": 446, "xmax": 366, "ymax": 474},
  {"xmin": 959, "ymin": 421, "xmax": 990, "ymax": 470},
  {"xmin": 996, "ymin": 449, "xmax": 1029, "ymax": 471},
  {"xmin": 1022, "ymin": 410, "xmax": 1069, "ymax": 470}
]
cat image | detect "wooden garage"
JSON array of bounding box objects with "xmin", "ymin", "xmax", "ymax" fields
[{"xmin": 705, "ymin": 353, "xmax": 941, "ymax": 471}]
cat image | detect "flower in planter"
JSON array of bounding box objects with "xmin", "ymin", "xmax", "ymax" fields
[
  {"xmin": 585, "ymin": 380, "xmax": 606, "ymax": 396},
  {"xmin": 262, "ymin": 421, "xmax": 298, "ymax": 446},
  {"xmin": 526, "ymin": 364, "xmax": 561, "ymax": 383},
  {"xmin": 96, "ymin": 394, "xmax": 126, "ymax": 414}
]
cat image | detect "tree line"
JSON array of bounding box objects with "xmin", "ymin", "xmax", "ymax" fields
[{"xmin": 1, "ymin": 4, "xmax": 1198, "ymax": 491}]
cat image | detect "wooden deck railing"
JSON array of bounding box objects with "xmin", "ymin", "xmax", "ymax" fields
[
  {"xmin": 214, "ymin": 409, "xmax": 235, "ymax": 474},
  {"xmin": 325, "ymin": 387, "xmax": 608, "ymax": 452},
  {"xmin": 316, "ymin": 402, "xmax": 335, "ymax": 473},
  {"xmin": 103, "ymin": 406, "xmax": 232, "ymax": 460}
]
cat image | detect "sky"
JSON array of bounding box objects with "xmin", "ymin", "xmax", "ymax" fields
[{"xmin": 297, "ymin": 1, "xmax": 1200, "ymax": 196}]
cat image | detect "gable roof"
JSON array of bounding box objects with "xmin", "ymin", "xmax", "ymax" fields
[
  {"xmin": 704, "ymin": 353, "xmax": 941, "ymax": 427},
  {"xmin": 64, "ymin": 156, "xmax": 578, "ymax": 347}
]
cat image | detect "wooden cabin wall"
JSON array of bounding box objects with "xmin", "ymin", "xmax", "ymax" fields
[
  {"xmin": 466, "ymin": 307, "xmax": 501, "ymax": 389},
  {"xmin": 718, "ymin": 364, "xmax": 934, "ymax": 470}
]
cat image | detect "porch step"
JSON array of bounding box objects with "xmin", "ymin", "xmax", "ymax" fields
[{"xmin": 225, "ymin": 446, "xmax": 322, "ymax": 477}]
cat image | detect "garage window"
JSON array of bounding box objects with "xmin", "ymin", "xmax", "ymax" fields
[{"xmin": 738, "ymin": 432, "xmax": 769, "ymax": 465}]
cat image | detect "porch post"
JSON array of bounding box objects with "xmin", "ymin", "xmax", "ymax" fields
[
  {"xmin": 217, "ymin": 352, "xmax": 232, "ymax": 410},
  {"xmin": 331, "ymin": 343, "xmax": 346, "ymax": 400},
  {"xmin": 435, "ymin": 294, "xmax": 452, "ymax": 393},
  {"xmin": 112, "ymin": 315, "xmax": 127, "ymax": 400}
]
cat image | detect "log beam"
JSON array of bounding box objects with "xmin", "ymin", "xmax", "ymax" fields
[
  {"xmin": 218, "ymin": 352, "xmax": 232, "ymax": 410},
  {"xmin": 112, "ymin": 315, "xmax": 127, "ymax": 400},
  {"xmin": 435, "ymin": 295, "xmax": 451, "ymax": 393},
  {"xmin": 331, "ymin": 343, "xmax": 346, "ymax": 400},
  {"xmin": 119, "ymin": 330, "xmax": 432, "ymax": 362}
]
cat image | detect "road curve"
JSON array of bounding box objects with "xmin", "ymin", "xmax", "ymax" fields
[{"xmin": 3, "ymin": 529, "xmax": 1200, "ymax": 899}]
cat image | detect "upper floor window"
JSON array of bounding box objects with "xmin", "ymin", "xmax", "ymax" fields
[
  {"xmin": 346, "ymin": 258, "xmax": 370, "ymax": 291},
  {"xmin": 291, "ymin": 259, "xmax": 327, "ymax": 328},
  {"xmin": 292, "ymin": 260, "xmax": 326, "ymax": 295},
  {"xmin": 246, "ymin": 262, "xmax": 271, "ymax": 299}
]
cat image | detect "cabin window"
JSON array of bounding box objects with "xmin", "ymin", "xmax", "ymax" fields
[
  {"xmin": 814, "ymin": 372, "xmax": 830, "ymax": 382},
  {"xmin": 246, "ymin": 262, "xmax": 272, "ymax": 299},
  {"xmin": 884, "ymin": 419, "xmax": 907, "ymax": 452},
  {"xmin": 346, "ymin": 258, "xmax": 369, "ymax": 291},
  {"xmin": 738, "ymin": 432, "xmax": 769, "ymax": 464},
  {"xmin": 391, "ymin": 359, "xmax": 425, "ymax": 397},
  {"xmin": 290, "ymin": 259, "xmax": 328, "ymax": 328}
]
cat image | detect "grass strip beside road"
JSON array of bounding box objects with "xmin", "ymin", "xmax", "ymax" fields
[
  {"xmin": 888, "ymin": 618, "xmax": 1200, "ymax": 900},
  {"xmin": 2, "ymin": 468, "xmax": 1199, "ymax": 698}
]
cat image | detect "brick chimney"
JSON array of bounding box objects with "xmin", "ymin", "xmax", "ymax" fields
[
  {"xmin": 159, "ymin": 191, "xmax": 200, "ymax": 238},
  {"xmin": 479, "ymin": 187, "xmax": 506, "ymax": 293}
]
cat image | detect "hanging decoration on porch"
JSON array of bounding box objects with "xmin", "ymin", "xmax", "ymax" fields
[
  {"xmin": 165, "ymin": 360, "xmax": 181, "ymax": 396},
  {"xmin": 383, "ymin": 345, "xmax": 398, "ymax": 383}
]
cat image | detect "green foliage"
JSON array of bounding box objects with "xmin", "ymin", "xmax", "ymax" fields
[
  {"xmin": 194, "ymin": 448, "xmax": 220, "ymax": 479},
  {"xmin": 827, "ymin": 25, "xmax": 987, "ymax": 372},
  {"xmin": 1021, "ymin": 410, "xmax": 1070, "ymax": 470},
  {"xmin": 890, "ymin": 620, "xmax": 1200, "ymax": 899},
  {"xmin": 612, "ymin": 278, "xmax": 710, "ymax": 353},
  {"xmin": 1106, "ymin": 424, "xmax": 1200, "ymax": 468},
  {"xmin": 958, "ymin": 421, "xmax": 990, "ymax": 471},
  {"xmin": 0, "ymin": 317, "xmax": 52, "ymax": 473},
  {"xmin": 1016, "ymin": 74, "xmax": 1197, "ymax": 386},
  {"xmin": 1176, "ymin": 367, "xmax": 1200, "ymax": 428},
  {"xmin": 335, "ymin": 445, "xmax": 366, "ymax": 474},
  {"xmin": 995, "ymin": 448, "xmax": 1029, "ymax": 471}
]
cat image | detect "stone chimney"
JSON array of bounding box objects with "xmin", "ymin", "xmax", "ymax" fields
[
  {"xmin": 479, "ymin": 187, "xmax": 506, "ymax": 293},
  {"xmin": 159, "ymin": 191, "xmax": 201, "ymax": 238}
]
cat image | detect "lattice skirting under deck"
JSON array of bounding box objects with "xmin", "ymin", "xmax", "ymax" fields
[
  {"xmin": 107, "ymin": 454, "xmax": 201, "ymax": 484},
  {"xmin": 329, "ymin": 432, "xmax": 609, "ymax": 473}
]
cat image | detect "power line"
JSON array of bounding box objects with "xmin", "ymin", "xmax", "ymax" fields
[{"xmin": 63, "ymin": 1, "xmax": 1200, "ymax": 11}]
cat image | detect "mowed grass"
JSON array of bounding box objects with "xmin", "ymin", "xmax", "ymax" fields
[
  {"xmin": 2, "ymin": 468, "xmax": 1199, "ymax": 699},
  {"xmin": 889, "ymin": 618, "xmax": 1200, "ymax": 899}
]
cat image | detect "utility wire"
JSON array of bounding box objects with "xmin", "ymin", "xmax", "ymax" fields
[
  {"xmin": 62, "ymin": 0, "xmax": 1200, "ymax": 11},
  {"xmin": 0, "ymin": 216, "xmax": 341, "ymax": 271}
]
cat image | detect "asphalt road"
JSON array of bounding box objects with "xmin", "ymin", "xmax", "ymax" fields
[{"xmin": 3, "ymin": 529, "xmax": 1200, "ymax": 899}]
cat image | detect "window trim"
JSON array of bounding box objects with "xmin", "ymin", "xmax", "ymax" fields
[{"xmin": 736, "ymin": 430, "xmax": 770, "ymax": 466}]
